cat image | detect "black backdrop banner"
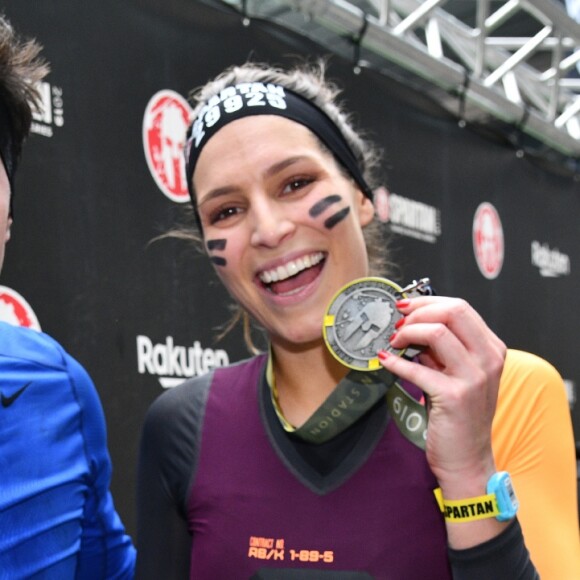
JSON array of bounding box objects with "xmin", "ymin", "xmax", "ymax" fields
[{"xmin": 1, "ymin": 0, "xmax": 578, "ymax": 536}]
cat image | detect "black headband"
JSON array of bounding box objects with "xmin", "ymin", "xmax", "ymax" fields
[
  {"xmin": 0, "ymin": 95, "xmax": 16, "ymax": 216},
  {"xmin": 185, "ymin": 83, "xmax": 374, "ymax": 212}
]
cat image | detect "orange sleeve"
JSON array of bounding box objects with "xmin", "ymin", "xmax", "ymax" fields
[{"xmin": 492, "ymin": 349, "xmax": 580, "ymax": 579}]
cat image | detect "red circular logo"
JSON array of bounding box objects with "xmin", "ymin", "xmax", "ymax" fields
[
  {"xmin": 0, "ymin": 286, "xmax": 41, "ymax": 330},
  {"xmin": 472, "ymin": 202, "xmax": 504, "ymax": 279},
  {"xmin": 143, "ymin": 90, "xmax": 193, "ymax": 203}
]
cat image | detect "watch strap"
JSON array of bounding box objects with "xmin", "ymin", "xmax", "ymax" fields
[{"xmin": 433, "ymin": 487, "xmax": 501, "ymax": 522}]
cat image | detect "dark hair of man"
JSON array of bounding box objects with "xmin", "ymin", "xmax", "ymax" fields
[{"xmin": 0, "ymin": 14, "xmax": 48, "ymax": 214}]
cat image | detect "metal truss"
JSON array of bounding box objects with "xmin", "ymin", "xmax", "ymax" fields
[{"xmin": 217, "ymin": 0, "xmax": 580, "ymax": 164}]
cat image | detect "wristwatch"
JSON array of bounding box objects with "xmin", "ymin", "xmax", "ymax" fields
[
  {"xmin": 434, "ymin": 471, "xmax": 519, "ymax": 523},
  {"xmin": 487, "ymin": 471, "xmax": 519, "ymax": 522}
]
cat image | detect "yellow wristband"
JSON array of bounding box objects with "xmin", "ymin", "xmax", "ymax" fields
[{"xmin": 433, "ymin": 488, "xmax": 500, "ymax": 522}]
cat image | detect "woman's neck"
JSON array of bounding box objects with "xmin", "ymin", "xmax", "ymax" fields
[{"xmin": 270, "ymin": 338, "xmax": 347, "ymax": 428}]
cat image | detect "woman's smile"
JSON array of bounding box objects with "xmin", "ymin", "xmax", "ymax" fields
[{"xmin": 257, "ymin": 251, "xmax": 325, "ymax": 294}]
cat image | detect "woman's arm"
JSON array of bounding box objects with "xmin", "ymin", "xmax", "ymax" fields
[
  {"xmin": 136, "ymin": 378, "xmax": 211, "ymax": 579},
  {"xmin": 492, "ymin": 349, "xmax": 580, "ymax": 578},
  {"xmin": 448, "ymin": 519, "xmax": 537, "ymax": 580}
]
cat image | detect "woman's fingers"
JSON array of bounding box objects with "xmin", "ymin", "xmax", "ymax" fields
[
  {"xmin": 396, "ymin": 297, "xmax": 506, "ymax": 376},
  {"xmin": 391, "ymin": 321, "xmax": 470, "ymax": 378}
]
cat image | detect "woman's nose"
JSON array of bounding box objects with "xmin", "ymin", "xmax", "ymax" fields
[{"xmin": 249, "ymin": 199, "xmax": 296, "ymax": 248}]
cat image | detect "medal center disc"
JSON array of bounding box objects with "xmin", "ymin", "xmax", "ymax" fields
[{"xmin": 323, "ymin": 277, "xmax": 405, "ymax": 371}]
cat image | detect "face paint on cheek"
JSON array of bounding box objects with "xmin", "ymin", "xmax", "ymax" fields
[
  {"xmin": 324, "ymin": 206, "xmax": 351, "ymax": 229},
  {"xmin": 308, "ymin": 194, "xmax": 342, "ymax": 218},
  {"xmin": 210, "ymin": 256, "xmax": 227, "ymax": 266},
  {"xmin": 206, "ymin": 239, "xmax": 227, "ymax": 251},
  {"xmin": 206, "ymin": 239, "xmax": 228, "ymax": 267}
]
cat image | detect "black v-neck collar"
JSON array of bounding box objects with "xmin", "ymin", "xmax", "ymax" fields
[{"xmin": 259, "ymin": 371, "xmax": 390, "ymax": 495}]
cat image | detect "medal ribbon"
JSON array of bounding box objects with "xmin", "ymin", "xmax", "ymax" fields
[{"xmin": 269, "ymin": 360, "xmax": 428, "ymax": 449}]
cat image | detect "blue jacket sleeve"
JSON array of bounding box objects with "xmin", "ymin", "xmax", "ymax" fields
[{"xmin": 65, "ymin": 354, "xmax": 136, "ymax": 579}]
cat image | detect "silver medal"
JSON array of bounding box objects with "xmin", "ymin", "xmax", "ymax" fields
[{"xmin": 323, "ymin": 277, "xmax": 406, "ymax": 371}]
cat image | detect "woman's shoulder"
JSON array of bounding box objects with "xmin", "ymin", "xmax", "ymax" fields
[
  {"xmin": 145, "ymin": 355, "xmax": 266, "ymax": 424},
  {"xmin": 498, "ymin": 348, "xmax": 568, "ymax": 413},
  {"xmin": 502, "ymin": 349, "xmax": 564, "ymax": 390}
]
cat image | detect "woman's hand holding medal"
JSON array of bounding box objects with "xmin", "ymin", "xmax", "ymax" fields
[{"xmin": 378, "ymin": 296, "xmax": 506, "ymax": 500}]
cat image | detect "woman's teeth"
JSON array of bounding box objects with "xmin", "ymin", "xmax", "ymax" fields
[{"xmin": 259, "ymin": 252, "xmax": 324, "ymax": 284}]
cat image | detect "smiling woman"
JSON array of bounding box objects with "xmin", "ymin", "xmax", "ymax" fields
[
  {"xmin": 136, "ymin": 61, "xmax": 580, "ymax": 580},
  {"xmin": 191, "ymin": 114, "xmax": 374, "ymax": 348}
]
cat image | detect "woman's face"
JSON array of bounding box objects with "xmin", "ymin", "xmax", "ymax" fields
[{"xmin": 193, "ymin": 115, "xmax": 375, "ymax": 347}]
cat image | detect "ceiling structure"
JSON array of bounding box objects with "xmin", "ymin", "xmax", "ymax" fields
[{"xmin": 216, "ymin": 0, "xmax": 580, "ymax": 171}]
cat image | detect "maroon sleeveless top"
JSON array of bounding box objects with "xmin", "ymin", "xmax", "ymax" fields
[{"xmin": 186, "ymin": 355, "xmax": 451, "ymax": 579}]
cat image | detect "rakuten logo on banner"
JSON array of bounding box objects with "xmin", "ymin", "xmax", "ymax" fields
[
  {"xmin": 531, "ymin": 241, "xmax": 571, "ymax": 277},
  {"xmin": 564, "ymin": 379, "xmax": 576, "ymax": 409},
  {"xmin": 143, "ymin": 90, "xmax": 192, "ymax": 203},
  {"xmin": 0, "ymin": 286, "xmax": 41, "ymax": 330},
  {"xmin": 137, "ymin": 335, "xmax": 230, "ymax": 388},
  {"xmin": 472, "ymin": 202, "xmax": 504, "ymax": 280}
]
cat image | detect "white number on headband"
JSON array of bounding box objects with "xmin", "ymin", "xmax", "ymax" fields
[
  {"xmin": 266, "ymin": 94, "xmax": 286, "ymax": 109},
  {"xmin": 223, "ymin": 95, "xmax": 243, "ymax": 114},
  {"xmin": 204, "ymin": 106, "xmax": 221, "ymax": 128},
  {"xmin": 191, "ymin": 86, "xmax": 289, "ymax": 149}
]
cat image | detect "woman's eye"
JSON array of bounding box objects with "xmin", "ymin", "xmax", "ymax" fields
[
  {"xmin": 209, "ymin": 206, "xmax": 241, "ymax": 225},
  {"xmin": 282, "ymin": 177, "xmax": 314, "ymax": 195}
]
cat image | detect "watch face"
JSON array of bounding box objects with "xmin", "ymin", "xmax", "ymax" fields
[
  {"xmin": 323, "ymin": 277, "xmax": 406, "ymax": 371},
  {"xmin": 490, "ymin": 472, "xmax": 519, "ymax": 521},
  {"xmin": 505, "ymin": 477, "xmax": 517, "ymax": 504}
]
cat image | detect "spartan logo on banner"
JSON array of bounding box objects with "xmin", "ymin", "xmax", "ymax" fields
[
  {"xmin": 143, "ymin": 90, "xmax": 192, "ymax": 202},
  {"xmin": 472, "ymin": 202, "xmax": 504, "ymax": 280},
  {"xmin": 0, "ymin": 286, "xmax": 41, "ymax": 330},
  {"xmin": 374, "ymin": 187, "xmax": 441, "ymax": 243}
]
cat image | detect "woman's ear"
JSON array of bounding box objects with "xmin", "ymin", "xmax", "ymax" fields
[{"xmin": 357, "ymin": 190, "xmax": 375, "ymax": 227}]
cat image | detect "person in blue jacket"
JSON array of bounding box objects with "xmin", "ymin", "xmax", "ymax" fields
[{"xmin": 0, "ymin": 14, "xmax": 135, "ymax": 578}]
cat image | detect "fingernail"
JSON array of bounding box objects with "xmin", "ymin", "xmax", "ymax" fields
[
  {"xmin": 395, "ymin": 317, "xmax": 406, "ymax": 330},
  {"xmin": 377, "ymin": 350, "xmax": 390, "ymax": 360},
  {"xmin": 396, "ymin": 299, "xmax": 411, "ymax": 309},
  {"xmin": 389, "ymin": 332, "xmax": 397, "ymax": 343}
]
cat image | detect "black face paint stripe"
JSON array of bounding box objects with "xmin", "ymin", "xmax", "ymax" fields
[
  {"xmin": 206, "ymin": 239, "xmax": 227, "ymax": 251},
  {"xmin": 324, "ymin": 207, "xmax": 350, "ymax": 229},
  {"xmin": 210, "ymin": 256, "xmax": 227, "ymax": 267},
  {"xmin": 309, "ymin": 194, "xmax": 342, "ymax": 218}
]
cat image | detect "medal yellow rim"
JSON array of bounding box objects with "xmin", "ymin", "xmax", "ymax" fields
[{"xmin": 322, "ymin": 277, "xmax": 408, "ymax": 371}]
